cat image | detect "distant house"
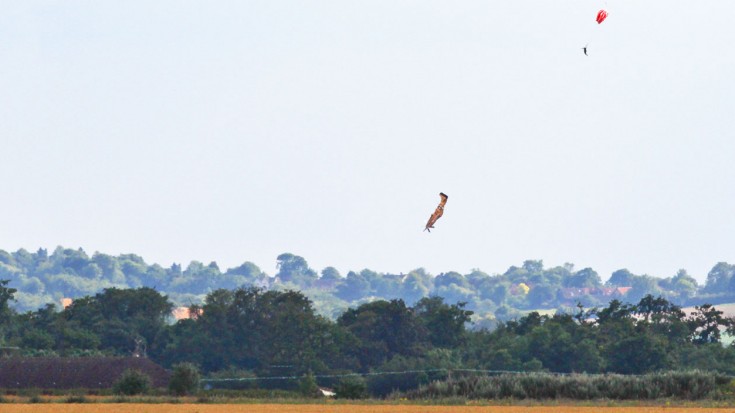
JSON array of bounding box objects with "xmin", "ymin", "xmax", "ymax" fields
[
  {"xmin": 0, "ymin": 357, "xmax": 170, "ymax": 389},
  {"xmin": 560, "ymin": 287, "xmax": 632, "ymax": 301},
  {"xmin": 614, "ymin": 287, "xmax": 632, "ymax": 295},
  {"xmin": 560, "ymin": 287, "xmax": 593, "ymax": 300}
]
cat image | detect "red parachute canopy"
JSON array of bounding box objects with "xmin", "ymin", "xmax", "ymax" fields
[{"xmin": 596, "ymin": 10, "xmax": 608, "ymax": 24}]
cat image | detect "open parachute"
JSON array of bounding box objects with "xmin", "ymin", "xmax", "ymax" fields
[{"xmin": 584, "ymin": 8, "xmax": 609, "ymax": 54}]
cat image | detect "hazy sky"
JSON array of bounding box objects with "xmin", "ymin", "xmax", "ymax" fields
[{"xmin": 2, "ymin": 1, "xmax": 733, "ymax": 283}]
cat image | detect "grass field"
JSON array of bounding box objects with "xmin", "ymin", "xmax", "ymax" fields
[
  {"xmin": 681, "ymin": 303, "xmax": 735, "ymax": 318},
  {"xmin": 0, "ymin": 404, "xmax": 733, "ymax": 413}
]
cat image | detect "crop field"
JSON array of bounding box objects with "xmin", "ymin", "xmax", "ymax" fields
[{"xmin": 0, "ymin": 404, "xmax": 732, "ymax": 413}]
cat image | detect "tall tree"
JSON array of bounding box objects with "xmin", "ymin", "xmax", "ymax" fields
[
  {"xmin": 276, "ymin": 253, "xmax": 317, "ymax": 288},
  {"xmin": 338, "ymin": 299, "xmax": 427, "ymax": 370},
  {"xmin": 704, "ymin": 262, "xmax": 735, "ymax": 294},
  {"xmin": 414, "ymin": 296, "xmax": 473, "ymax": 348},
  {"xmin": 0, "ymin": 279, "xmax": 17, "ymax": 342}
]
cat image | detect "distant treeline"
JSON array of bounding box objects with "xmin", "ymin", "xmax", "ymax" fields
[
  {"xmin": 1, "ymin": 282, "xmax": 734, "ymax": 397},
  {"xmin": 2, "ymin": 247, "xmax": 735, "ymax": 322}
]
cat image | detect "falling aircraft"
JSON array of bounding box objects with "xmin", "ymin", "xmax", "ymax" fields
[{"xmin": 424, "ymin": 192, "xmax": 448, "ymax": 232}]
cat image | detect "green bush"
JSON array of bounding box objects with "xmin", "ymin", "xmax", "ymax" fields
[
  {"xmin": 64, "ymin": 395, "xmax": 88, "ymax": 403},
  {"xmin": 298, "ymin": 373, "xmax": 319, "ymax": 397},
  {"xmin": 112, "ymin": 369, "xmax": 151, "ymax": 395},
  {"xmin": 169, "ymin": 363, "xmax": 201, "ymax": 396},
  {"xmin": 406, "ymin": 371, "xmax": 727, "ymax": 401},
  {"xmin": 335, "ymin": 376, "xmax": 368, "ymax": 399},
  {"xmin": 28, "ymin": 394, "xmax": 44, "ymax": 403}
]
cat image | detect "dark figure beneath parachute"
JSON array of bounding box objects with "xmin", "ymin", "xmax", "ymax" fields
[
  {"xmin": 583, "ymin": 44, "xmax": 588, "ymax": 56},
  {"xmin": 424, "ymin": 192, "xmax": 448, "ymax": 232}
]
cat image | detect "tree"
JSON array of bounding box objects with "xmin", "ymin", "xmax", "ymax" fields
[
  {"xmin": 276, "ymin": 253, "xmax": 317, "ymax": 288},
  {"xmin": 0, "ymin": 279, "xmax": 17, "ymax": 322},
  {"xmin": 53, "ymin": 247, "xmax": 91, "ymax": 275},
  {"xmin": 704, "ymin": 262, "xmax": 735, "ymax": 294},
  {"xmin": 21, "ymin": 328, "xmax": 55, "ymax": 349},
  {"xmin": 608, "ymin": 269, "xmax": 635, "ymax": 286},
  {"xmin": 0, "ymin": 250, "xmax": 15, "ymax": 266},
  {"xmin": 0, "ymin": 279, "xmax": 17, "ymax": 343},
  {"xmin": 63, "ymin": 287, "xmax": 173, "ymax": 355},
  {"xmin": 628, "ymin": 275, "xmax": 663, "ymax": 302},
  {"xmin": 564, "ymin": 268, "xmax": 602, "ymax": 288},
  {"xmin": 465, "ymin": 269, "xmax": 491, "ymax": 290},
  {"xmin": 298, "ymin": 372, "xmax": 319, "ymax": 397},
  {"xmin": 335, "ymin": 376, "xmax": 368, "ymax": 399},
  {"xmin": 688, "ymin": 304, "xmax": 732, "ymax": 344},
  {"xmin": 169, "ymin": 363, "xmax": 201, "ymax": 396},
  {"xmin": 171, "ymin": 260, "xmax": 221, "ymax": 292},
  {"xmin": 251, "ymin": 290, "xmax": 336, "ymax": 374},
  {"xmin": 414, "ymin": 296, "xmax": 473, "ymax": 348},
  {"xmin": 371, "ymin": 273, "xmax": 403, "ymax": 299},
  {"xmin": 525, "ymin": 319, "xmax": 577, "ymax": 372},
  {"xmin": 489, "ymin": 284, "xmax": 509, "ymax": 305},
  {"xmin": 112, "ymin": 369, "xmax": 151, "ymax": 395},
  {"xmin": 226, "ymin": 261, "xmax": 265, "ymax": 280},
  {"xmin": 434, "ymin": 272, "xmax": 469, "ymax": 290},
  {"xmin": 605, "ymin": 333, "xmax": 668, "ymax": 374},
  {"xmin": 320, "ymin": 266, "xmax": 342, "ymax": 282},
  {"xmin": 91, "ymin": 253, "xmax": 125, "ymax": 283},
  {"xmin": 494, "ymin": 305, "xmax": 521, "ymax": 322},
  {"xmin": 669, "ymin": 269, "xmax": 699, "ymax": 300},
  {"xmin": 522, "ymin": 260, "xmax": 544, "ymax": 275},
  {"xmin": 164, "ymin": 287, "xmax": 352, "ymax": 375},
  {"xmin": 527, "ymin": 284, "xmax": 555, "ymax": 308},
  {"xmin": 570, "ymin": 338, "xmax": 603, "ymax": 373},
  {"xmin": 596, "ymin": 299, "xmax": 636, "ymax": 324},
  {"xmin": 12, "ymin": 249, "xmax": 35, "ymax": 271},
  {"xmin": 399, "ymin": 269, "xmax": 432, "ymax": 304},
  {"xmin": 334, "ymin": 271, "xmax": 370, "ymax": 302},
  {"xmin": 635, "ymin": 295, "xmax": 684, "ymax": 324},
  {"xmin": 338, "ymin": 299, "xmax": 427, "ymax": 369}
]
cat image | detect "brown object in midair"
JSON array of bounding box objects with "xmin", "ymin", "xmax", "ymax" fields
[{"xmin": 424, "ymin": 192, "xmax": 448, "ymax": 232}]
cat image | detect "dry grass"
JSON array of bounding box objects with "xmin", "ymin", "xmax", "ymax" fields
[
  {"xmin": 0, "ymin": 405, "xmax": 732, "ymax": 413},
  {"xmin": 681, "ymin": 303, "xmax": 735, "ymax": 318}
]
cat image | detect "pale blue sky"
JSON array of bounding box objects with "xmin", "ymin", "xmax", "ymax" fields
[{"xmin": 1, "ymin": 1, "xmax": 733, "ymax": 283}]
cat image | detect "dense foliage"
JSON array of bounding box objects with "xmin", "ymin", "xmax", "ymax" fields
[
  {"xmin": 2, "ymin": 247, "xmax": 734, "ymax": 323},
  {"xmin": 112, "ymin": 369, "xmax": 152, "ymax": 395},
  {"xmin": 2, "ymin": 276, "xmax": 735, "ymax": 396},
  {"xmin": 407, "ymin": 371, "xmax": 731, "ymax": 400},
  {"xmin": 3, "ymin": 247, "xmax": 735, "ymax": 397},
  {"xmin": 168, "ymin": 363, "xmax": 201, "ymax": 396}
]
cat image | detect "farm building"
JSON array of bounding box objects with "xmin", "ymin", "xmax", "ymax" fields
[{"xmin": 0, "ymin": 357, "xmax": 170, "ymax": 389}]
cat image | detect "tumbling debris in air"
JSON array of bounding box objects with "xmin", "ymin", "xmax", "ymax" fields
[
  {"xmin": 596, "ymin": 10, "xmax": 608, "ymax": 24},
  {"xmin": 424, "ymin": 192, "xmax": 448, "ymax": 232}
]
